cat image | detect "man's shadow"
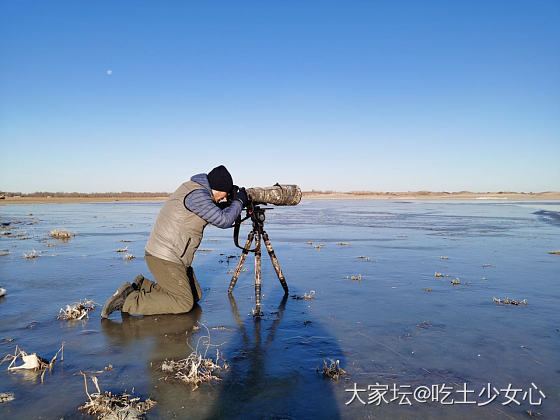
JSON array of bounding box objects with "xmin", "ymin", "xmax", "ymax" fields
[{"xmin": 100, "ymin": 294, "xmax": 343, "ymax": 420}]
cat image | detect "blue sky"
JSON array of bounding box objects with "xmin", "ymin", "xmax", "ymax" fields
[{"xmin": 1, "ymin": 1, "xmax": 558, "ymax": 192}]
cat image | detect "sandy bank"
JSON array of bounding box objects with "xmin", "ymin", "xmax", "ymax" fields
[
  {"xmin": 302, "ymin": 191, "xmax": 560, "ymax": 201},
  {"xmin": 2, "ymin": 191, "xmax": 559, "ymax": 204}
]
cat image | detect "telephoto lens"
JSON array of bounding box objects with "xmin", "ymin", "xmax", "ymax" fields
[{"xmin": 246, "ymin": 184, "xmax": 302, "ymax": 206}]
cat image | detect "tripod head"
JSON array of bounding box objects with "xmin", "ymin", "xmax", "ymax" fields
[{"xmin": 233, "ymin": 201, "xmax": 273, "ymax": 252}]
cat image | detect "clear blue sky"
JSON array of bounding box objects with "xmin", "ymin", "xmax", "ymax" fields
[{"xmin": 1, "ymin": 1, "xmax": 559, "ymax": 193}]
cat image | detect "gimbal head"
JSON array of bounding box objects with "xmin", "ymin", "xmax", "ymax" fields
[{"xmin": 233, "ymin": 201, "xmax": 272, "ymax": 252}]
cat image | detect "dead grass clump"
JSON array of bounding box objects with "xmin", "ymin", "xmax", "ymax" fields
[
  {"xmin": 317, "ymin": 359, "xmax": 347, "ymax": 380},
  {"xmin": 493, "ymin": 297, "xmax": 527, "ymax": 305},
  {"xmin": 160, "ymin": 327, "xmax": 229, "ymax": 391},
  {"xmin": 1, "ymin": 343, "xmax": 64, "ymax": 383},
  {"xmin": 291, "ymin": 290, "xmax": 316, "ymax": 300},
  {"xmin": 23, "ymin": 250, "xmax": 40, "ymax": 259},
  {"xmin": 124, "ymin": 253, "xmax": 136, "ymax": 260},
  {"xmin": 57, "ymin": 299, "xmax": 96, "ymax": 320},
  {"xmin": 227, "ymin": 268, "xmax": 247, "ymax": 274},
  {"xmin": 79, "ymin": 372, "xmax": 156, "ymax": 419},
  {"xmin": 0, "ymin": 392, "xmax": 15, "ymax": 403},
  {"xmin": 50, "ymin": 229, "xmax": 73, "ymax": 240},
  {"xmin": 416, "ymin": 320, "xmax": 432, "ymax": 329}
]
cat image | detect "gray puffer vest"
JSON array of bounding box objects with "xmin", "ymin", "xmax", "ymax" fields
[{"xmin": 145, "ymin": 180, "xmax": 209, "ymax": 266}]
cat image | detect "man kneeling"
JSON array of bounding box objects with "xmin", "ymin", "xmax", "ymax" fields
[{"xmin": 101, "ymin": 165, "xmax": 248, "ymax": 318}]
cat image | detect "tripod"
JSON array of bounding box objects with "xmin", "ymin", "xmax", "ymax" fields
[{"xmin": 228, "ymin": 204, "xmax": 289, "ymax": 316}]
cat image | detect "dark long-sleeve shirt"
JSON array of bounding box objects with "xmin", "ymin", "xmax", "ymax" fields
[{"xmin": 184, "ymin": 173, "xmax": 242, "ymax": 228}]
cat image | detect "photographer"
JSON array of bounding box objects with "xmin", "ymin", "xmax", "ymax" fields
[{"xmin": 101, "ymin": 165, "xmax": 248, "ymax": 317}]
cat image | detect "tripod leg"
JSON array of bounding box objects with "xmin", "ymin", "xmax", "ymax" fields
[
  {"xmin": 228, "ymin": 231, "xmax": 254, "ymax": 294},
  {"xmin": 262, "ymin": 231, "xmax": 289, "ymax": 295},
  {"xmin": 254, "ymin": 232, "xmax": 263, "ymax": 316}
]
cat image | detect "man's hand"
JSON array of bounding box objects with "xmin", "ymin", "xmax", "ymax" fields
[{"xmin": 234, "ymin": 187, "xmax": 249, "ymax": 206}]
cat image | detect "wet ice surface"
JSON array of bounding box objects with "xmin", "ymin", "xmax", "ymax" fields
[{"xmin": 0, "ymin": 200, "xmax": 559, "ymax": 419}]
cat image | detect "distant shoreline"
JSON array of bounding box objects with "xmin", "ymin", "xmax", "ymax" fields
[{"xmin": 1, "ymin": 191, "xmax": 559, "ymax": 204}]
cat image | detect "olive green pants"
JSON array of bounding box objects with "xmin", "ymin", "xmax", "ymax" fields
[{"xmin": 122, "ymin": 253, "xmax": 202, "ymax": 315}]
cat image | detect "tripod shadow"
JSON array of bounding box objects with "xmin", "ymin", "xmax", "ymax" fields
[{"xmin": 204, "ymin": 294, "xmax": 343, "ymax": 420}]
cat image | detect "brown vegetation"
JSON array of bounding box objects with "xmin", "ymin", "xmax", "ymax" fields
[
  {"xmin": 57, "ymin": 299, "xmax": 96, "ymax": 320},
  {"xmin": 159, "ymin": 326, "xmax": 229, "ymax": 391},
  {"xmin": 79, "ymin": 372, "xmax": 156, "ymax": 419},
  {"xmin": 493, "ymin": 297, "xmax": 527, "ymax": 305},
  {"xmin": 318, "ymin": 359, "xmax": 347, "ymax": 380}
]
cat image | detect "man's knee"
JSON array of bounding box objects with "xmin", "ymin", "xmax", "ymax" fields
[{"xmin": 173, "ymin": 293, "xmax": 194, "ymax": 313}]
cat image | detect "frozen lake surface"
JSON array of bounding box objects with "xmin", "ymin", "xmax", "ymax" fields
[{"xmin": 0, "ymin": 200, "xmax": 559, "ymax": 419}]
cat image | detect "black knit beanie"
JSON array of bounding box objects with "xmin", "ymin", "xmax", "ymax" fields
[{"xmin": 207, "ymin": 165, "xmax": 234, "ymax": 193}]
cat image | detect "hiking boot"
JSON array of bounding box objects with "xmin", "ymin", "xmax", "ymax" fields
[
  {"xmin": 132, "ymin": 274, "xmax": 145, "ymax": 291},
  {"xmin": 101, "ymin": 282, "xmax": 134, "ymax": 318}
]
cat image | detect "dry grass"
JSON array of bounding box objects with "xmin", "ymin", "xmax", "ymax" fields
[
  {"xmin": 227, "ymin": 268, "xmax": 247, "ymax": 274},
  {"xmin": 160, "ymin": 326, "xmax": 229, "ymax": 391},
  {"xmin": 50, "ymin": 229, "xmax": 73, "ymax": 240},
  {"xmin": 57, "ymin": 299, "xmax": 96, "ymax": 320},
  {"xmin": 291, "ymin": 290, "xmax": 316, "ymax": 300},
  {"xmin": 318, "ymin": 359, "xmax": 347, "ymax": 380},
  {"xmin": 0, "ymin": 392, "xmax": 15, "ymax": 403},
  {"xmin": 23, "ymin": 250, "xmax": 40, "ymax": 259},
  {"xmin": 493, "ymin": 296, "xmax": 527, "ymax": 305},
  {"xmin": 78, "ymin": 372, "xmax": 156, "ymax": 419},
  {"xmin": 1, "ymin": 343, "xmax": 64, "ymax": 383}
]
